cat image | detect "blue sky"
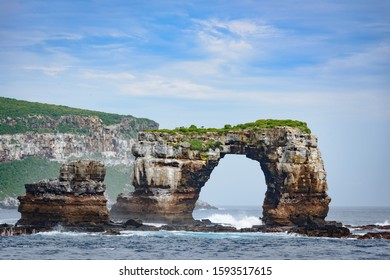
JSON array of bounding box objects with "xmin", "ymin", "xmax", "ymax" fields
[{"xmin": 1, "ymin": 0, "xmax": 389, "ymax": 207}]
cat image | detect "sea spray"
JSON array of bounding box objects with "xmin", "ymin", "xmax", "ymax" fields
[
  {"xmin": 375, "ymin": 220, "xmax": 390, "ymax": 226},
  {"xmin": 206, "ymin": 214, "xmax": 262, "ymax": 229}
]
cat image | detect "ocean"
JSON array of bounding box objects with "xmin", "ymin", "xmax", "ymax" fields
[{"xmin": 0, "ymin": 206, "xmax": 389, "ymax": 260}]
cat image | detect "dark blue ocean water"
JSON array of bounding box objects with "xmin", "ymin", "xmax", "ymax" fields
[{"xmin": 1, "ymin": 206, "xmax": 389, "ymax": 260}]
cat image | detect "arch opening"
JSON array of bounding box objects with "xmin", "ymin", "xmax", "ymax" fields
[
  {"xmin": 193, "ymin": 154, "xmax": 266, "ymax": 228},
  {"xmin": 197, "ymin": 155, "xmax": 265, "ymax": 207},
  {"xmin": 110, "ymin": 129, "xmax": 331, "ymax": 227}
]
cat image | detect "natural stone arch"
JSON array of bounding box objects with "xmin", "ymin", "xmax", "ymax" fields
[{"xmin": 110, "ymin": 125, "xmax": 330, "ymax": 226}]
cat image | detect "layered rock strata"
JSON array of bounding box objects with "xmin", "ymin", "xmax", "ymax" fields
[
  {"xmin": 17, "ymin": 160, "xmax": 109, "ymax": 226},
  {"xmin": 110, "ymin": 127, "xmax": 331, "ymax": 226},
  {"xmin": 0, "ymin": 115, "xmax": 158, "ymax": 165}
]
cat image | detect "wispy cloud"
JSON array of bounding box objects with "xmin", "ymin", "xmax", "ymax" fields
[
  {"xmin": 84, "ymin": 71, "xmax": 135, "ymax": 80},
  {"xmin": 116, "ymin": 72, "xmax": 334, "ymax": 107},
  {"xmin": 23, "ymin": 65, "xmax": 70, "ymax": 76},
  {"xmin": 193, "ymin": 19, "xmax": 280, "ymax": 59},
  {"xmin": 317, "ymin": 43, "xmax": 390, "ymax": 74},
  {"xmin": 121, "ymin": 75, "xmax": 215, "ymax": 99},
  {"xmin": 195, "ymin": 19, "xmax": 279, "ymax": 38}
]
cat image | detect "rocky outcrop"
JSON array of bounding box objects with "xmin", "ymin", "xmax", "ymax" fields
[
  {"xmin": 288, "ymin": 218, "xmax": 350, "ymax": 238},
  {"xmin": 194, "ymin": 200, "xmax": 218, "ymax": 210},
  {"xmin": 357, "ymin": 232, "xmax": 390, "ymax": 240},
  {"xmin": 110, "ymin": 127, "xmax": 330, "ymax": 226},
  {"xmin": 0, "ymin": 115, "xmax": 158, "ymax": 165},
  {"xmin": 17, "ymin": 160, "xmax": 109, "ymax": 226}
]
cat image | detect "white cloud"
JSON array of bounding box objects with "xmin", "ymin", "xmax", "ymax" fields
[
  {"xmin": 23, "ymin": 65, "xmax": 69, "ymax": 76},
  {"xmin": 116, "ymin": 72, "xmax": 331, "ymax": 106},
  {"xmin": 318, "ymin": 43, "xmax": 390, "ymax": 74},
  {"xmin": 48, "ymin": 33, "xmax": 83, "ymax": 41},
  {"xmin": 197, "ymin": 30, "xmax": 253, "ymax": 58},
  {"xmin": 0, "ymin": 30, "xmax": 47, "ymax": 48},
  {"xmin": 193, "ymin": 19, "xmax": 279, "ymax": 59},
  {"xmin": 121, "ymin": 75, "xmax": 216, "ymax": 99},
  {"xmin": 196, "ymin": 19, "xmax": 278, "ymax": 38},
  {"xmin": 83, "ymin": 71, "xmax": 135, "ymax": 80}
]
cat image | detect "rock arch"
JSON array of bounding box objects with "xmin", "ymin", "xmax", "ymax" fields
[{"xmin": 110, "ymin": 127, "xmax": 331, "ymax": 226}]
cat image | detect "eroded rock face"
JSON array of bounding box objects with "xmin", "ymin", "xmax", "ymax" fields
[
  {"xmin": 0, "ymin": 116, "xmax": 159, "ymax": 165},
  {"xmin": 110, "ymin": 127, "xmax": 331, "ymax": 226},
  {"xmin": 17, "ymin": 160, "xmax": 109, "ymax": 226}
]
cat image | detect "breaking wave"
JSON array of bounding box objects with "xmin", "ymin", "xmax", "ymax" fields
[
  {"xmin": 206, "ymin": 214, "xmax": 262, "ymax": 229},
  {"xmin": 375, "ymin": 220, "xmax": 390, "ymax": 226}
]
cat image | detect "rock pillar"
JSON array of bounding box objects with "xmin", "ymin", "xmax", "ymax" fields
[{"xmin": 17, "ymin": 160, "xmax": 109, "ymax": 226}]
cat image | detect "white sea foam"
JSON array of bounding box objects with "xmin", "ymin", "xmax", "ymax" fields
[
  {"xmin": 36, "ymin": 231, "xmax": 95, "ymax": 236},
  {"xmin": 143, "ymin": 222, "xmax": 166, "ymax": 228},
  {"xmin": 119, "ymin": 230, "xmax": 164, "ymax": 237},
  {"xmin": 375, "ymin": 220, "xmax": 390, "ymax": 226},
  {"xmin": 206, "ymin": 214, "xmax": 262, "ymax": 229}
]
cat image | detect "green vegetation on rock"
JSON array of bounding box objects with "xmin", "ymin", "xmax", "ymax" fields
[
  {"xmin": 186, "ymin": 139, "xmax": 224, "ymax": 152},
  {"xmin": 150, "ymin": 119, "xmax": 311, "ymax": 135},
  {"xmin": 0, "ymin": 96, "xmax": 157, "ymax": 135},
  {"xmin": 1, "ymin": 96, "xmax": 129, "ymax": 125},
  {"xmin": 188, "ymin": 139, "xmax": 204, "ymax": 151}
]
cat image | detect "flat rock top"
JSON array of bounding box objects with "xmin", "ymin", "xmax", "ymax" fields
[{"xmin": 24, "ymin": 160, "xmax": 107, "ymax": 195}]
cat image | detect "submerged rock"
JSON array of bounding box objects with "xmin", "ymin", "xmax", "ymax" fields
[{"xmin": 357, "ymin": 232, "xmax": 390, "ymax": 240}]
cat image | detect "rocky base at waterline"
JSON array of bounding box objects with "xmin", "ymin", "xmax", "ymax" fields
[{"xmin": 3, "ymin": 219, "xmax": 388, "ymax": 239}]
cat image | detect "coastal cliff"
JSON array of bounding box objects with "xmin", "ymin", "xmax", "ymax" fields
[
  {"xmin": 0, "ymin": 97, "xmax": 158, "ymax": 202},
  {"xmin": 110, "ymin": 120, "xmax": 330, "ymax": 226},
  {"xmin": 0, "ymin": 97, "xmax": 158, "ymax": 164},
  {"xmin": 1, "ymin": 116, "xmax": 140, "ymax": 165}
]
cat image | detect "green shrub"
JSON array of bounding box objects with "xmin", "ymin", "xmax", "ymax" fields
[
  {"xmin": 148, "ymin": 119, "xmax": 311, "ymax": 135},
  {"xmin": 206, "ymin": 140, "xmax": 223, "ymax": 150},
  {"xmin": 188, "ymin": 139, "xmax": 205, "ymax": 151},
  {"xmin": 224, "ymin": 124, "xmax": 232, "ymax": 129}
]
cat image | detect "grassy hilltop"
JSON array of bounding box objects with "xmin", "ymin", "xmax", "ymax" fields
[
  {"xmin": 0, "ymin": 96, "xmax": 157, "ymax": 136},
  {"xmin": 0, "ymin": 97, "xmax": 158, "ymax": 203}
]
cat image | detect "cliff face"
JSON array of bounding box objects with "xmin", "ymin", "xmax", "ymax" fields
[
  {"xmin": 0, "ymin": 98, "xmax": 158, "ymax": 202},
  {"xmin": 0, "ymin": 115, "xmax": 158, "ymax": 165},
  {"xmin": 110, "ymin": 127, "xmax": 330, "ymax": 226},
  {"xmin": 17, "ymin": 160, "xmax": 109, "ymax": 226}
]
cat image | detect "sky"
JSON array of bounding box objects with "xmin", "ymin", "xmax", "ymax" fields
[{"xmin": 0, "ymin": 0, "xmax": 389, "ymax": 207}]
